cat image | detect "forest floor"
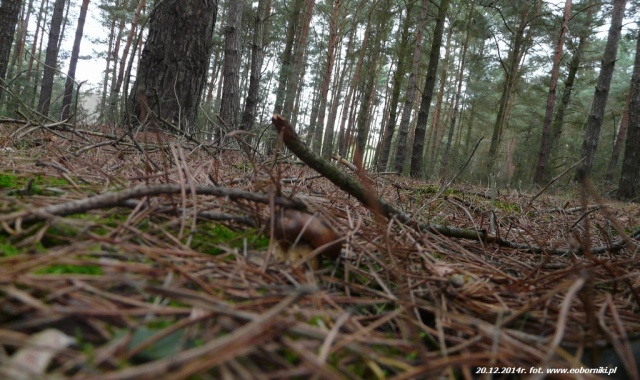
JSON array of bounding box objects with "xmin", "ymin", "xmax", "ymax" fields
[{"xmin": 0, "ymin": 121, "xmax": 639, "ymax": 379}]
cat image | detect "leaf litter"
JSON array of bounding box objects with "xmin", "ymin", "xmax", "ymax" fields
[{"xmin": 0, "ymin": 122, "xmax": 639, "ymax": 379}]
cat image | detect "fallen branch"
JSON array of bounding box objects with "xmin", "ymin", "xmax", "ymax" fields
[
  {"xmin": 271, "ymin": 114, "xmax": 632, "ymax": 254},
  {"xmin": 0, "ymin": 184, "xmax": 303, "ymax": 225}
]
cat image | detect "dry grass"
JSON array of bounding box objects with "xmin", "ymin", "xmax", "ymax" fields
[{"xmin": 0, "ymin": 122, "xmax": 639, "ymax": 379}]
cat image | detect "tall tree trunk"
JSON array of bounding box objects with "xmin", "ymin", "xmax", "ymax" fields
[
  {"xmin": 338, "ymin": 9, "xmax": 372, "ymax": 156},
  {"xmin": 113, "ymin": 0, "xmax": 146, "ymax": 100},
  {"xmin": 8, "ymin": 0, "xmax": 33, "ymax": 84},
  {"xmin": 377, "ymin": 2, "xmax": 411, "ymax": 171},
  {"xmin": 108, "ymin": 0, "xmax": 129, "ymax": 117},
  {"xmin": 617, "ymin": 27, "xmax": 640, "ymax": 200},
  {"xmin": 29, "ymin": 0, "xmax": 48, "ymax": 108},
  {"xmin": 282, "ymin": 0, "xmax": 315, "ymax": 118},
  {"xmin": 548, "ymin": 1, "xmax": 596, "ymax": 172},
  {"xmin": 486, "ymin": 3, "xmax": 533, "ymax": 171},
  {"xmin": 322, "ymin": 25, "xmax": 354, "ymax": 158},
  {"xmin": 37, "ymin": 0, "xmax": 66, "ymax": 117},
  {"xmin": 575, "ymin": 0, "xmax": 626, "ymax": 181},
  {"xmin": 220, "ymin": 0, "xmax": 244, "ymax": 129},
  {"xmin": 99, "ymin": 12, "xmax": 117, "ymax": 121},
  {"xmin": 61, "ymin": 0, "xmax": 90, "ymax": 120},
  {"xmin": 0, "ymin": 0, "xmax": 22, "ymax": 103},
  {"xmin": 394, "ymin": 0, "xmax": 428, "ymax": 173},
  {"xmin": 427, "ymin": 26, "xmax": 453, "ymax": 167},
  {"xmin": 241, "ymin": 0, "xmax": 271, "ymax": 131},
  {"xmin": 605, "ymin": 92, "xmax": 629, "ymax": 180},
  {"xmin": 272, "ymin": 0, "xmax": 303, "ymax": 116},
  {"xmin": 534, "ymin": 0, "xmax": 572, "ymax": 184},
  {"xmin": 311, "ymin": 0, "xmax": 341, "ymax": 155},
  {"xmin": 440, "ymin": 1, "xmax": 474, "ymax": 177},
  {"xmin": 409, "ymin": 0, "xmax": 451, "ymax": 178},
  {"xmin": 126, "ymin": 0, "xmax": 218, "ymax": 132}
]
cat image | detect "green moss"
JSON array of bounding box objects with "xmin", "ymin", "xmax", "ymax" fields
[
  {"xmin": 0, "ymin": 172, "xmax": 70, "ymax": 196},
  {"xmin": 493, "ymin": 200, "xmax": 521, "ymax": 213},
  {"xmin": 35, "ymin": 264, "xmax": 103, "ymax": 275},
  {"xmin": 192, "ymin": 223, "xmax": 269, "ymax": 255},
  {"xmin": 0, "ymin": 242, "xmax": 19, "ymax": 257}
]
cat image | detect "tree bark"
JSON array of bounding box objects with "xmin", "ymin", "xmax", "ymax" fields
[
  {"xmin": 606, "ymin": 92, "xmax": 629, "ymax": 181},
  {"xmin": 219, "ymin": 0, "xmax": 244, "ymax": 129},
  {"xmin": 107, "ymin": 0, "xmax": 129, "ymax": 117},
  {"xmin": 427, "ymin": 25, "xmax": 453, "ymax": 167},
  {"xmin": 409, "ymin": 0, "xmax": 451, "ymax": 178},
  {"xmin": 533, "ymin": 0, "xmax": 572, "ymax": 184},
  {"xmin": 126, "ymin": 0, "xmax": 217, "ymax": 133},
  {"xmin": 282, "ymin": 0, "xmax": 315, "ymax": 119},
  {"xmin": 440, "ymin": 1, "xmax": 474, "ymax": 177},
  {"xmin": 617, "ymin": 27, "xmax": 640, "ymax": 200},
  {"xmin": 547, "ymin": 1, "xmax": 596, "ymax": 173},
  {"xmin": 99, "ymin": 9, "xmax": 117, "ymax": 121},
  {"xmin": 311, "ymin": 0, "xmax": 341, "ymax": 156},
  {"xmin": 337, "ymin": 9, "xmax": 371, "ymax": 156},
  {"xmin": 377, "ymin": 2, "xmax": 411, "ymax": 171},
  {"xmin": 321, "ymin": 25, "xmax": 354, "ymax": 158},
  {"xmin": 272, "ymin": 0, "xmax": 304, "ymax": 116},
  {"xmin": 486, "ymin": 3, "xmax": 533, "ymax": 171},
  {"xmin": 394, "ymin": 0, "xmax": 428, "ymax": 173},
  {"xmin": 61, "ymin": 0, "xmax": 91, "ymax": 120},
  {"xmin": 37, "ymin": 0, "xmax": 66, "ymax": 117},
  {"xmin": 0, "ymin": 0, "xmax": 22, "ymax": 103},
  {"xmin": 241, "ymin": 0, "xmax": 270, "ymax": 131},
  {"xmin": 575, "ymin": 0, "xmax": 626, "ymax": 181},
  {"xmin": 113, "ymin": 0, "xmax": 146, "ymax": 101}
]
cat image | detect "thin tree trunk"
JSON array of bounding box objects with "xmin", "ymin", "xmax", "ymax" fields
[
  {"xmin": 605, "ymin": 92, "xmax": 630, "ymax": 180},
  {"xmin": 575, "ymin": 0, "xmax": 626, "ymax": 181},
  {"xmin": 272, "ymin": 0, "xmax": 303, "ymax": 116},
  {"xmin": 8, "ymin": 0, "xmax": 33, "ymax": 82},
  {"xmin": 486, "ymin": 4, "xmax": 531, "ymax": 169},
  {"xmin": 427, "ymin": 26, "xmax": 453, "ymax": 166},
  {"xmin": 338, "ymin": 9, "xmax": 372, "ymax": 155},
  {"xmin": 394, "ymin": 0, "xmax": 428, "ymax": 173},
  {"xmin": 30, "ymin": 0, "xmax": 48, "ymax": 108},
  {"xmin": 534, "ymin": 0, "xmax": 571, "ymax": 184},
  {"xmin": 108, "ymin": 0, "xmax": 129, "ymax": 116},
  {"xmin": 113, "ymin": 0, "xmax": 146, "ymax": 99},
  {"xmin": 241, "ymin": 0, "xmax": 270, "ymax": 131},
  {"xmin": 409, "ymin": 0, "xmax": 451, "ymax": 178},
  {"xmin": 61, "ymin": 0, "xmax": 90, "ymax": 120},
  {"xmin": 99, "ymin": 13, "xmax": 117, "ymax": 121},
  {"xmin": 311, "ymin": 0, "xmax": 341, "ymax": 155},
  {"xmin": 322, "ymin": 26, "xmax": 353, "ymax": 158},
  {"xmin": 37, "ymin": 0, "xmax": 66, "ymax": 116},
  {"xmin": 220, "ymin": 0, "xmax": 244, "ymax": 129},
  {"xmin": 377, "ymin": 2, "xmax": 411, "ymax": 170},
  {"xmin": 440, "ymin": 1, "xmax": 474, "ymax": 177},
  {"xmin": 282, "ymin": 0, "xmax": 315, "ymax": 118},
  {"xmin": 26, "ymin": 0, "xmax": 46, "ymax": 89},
  {"xmin": 617, "ymin": 27, "xmax": 640, "ymax": 200}
]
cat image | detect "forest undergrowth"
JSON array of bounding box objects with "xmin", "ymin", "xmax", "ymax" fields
[{"xmin": 0, "ymin": 121, "xmax": 639, "ymax": 379}]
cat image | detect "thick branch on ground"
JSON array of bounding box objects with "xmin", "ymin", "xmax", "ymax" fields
[
  {"xmin": 271, "ymin": 114, "xmax": 630, "ymax": 254},
  {"xmin": 0, "ymin": 184, "xmax": 303, "ymax": 225}
]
